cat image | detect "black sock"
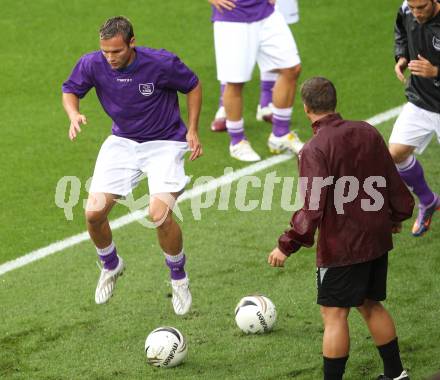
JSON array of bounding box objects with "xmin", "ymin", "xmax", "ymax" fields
[
  {"xmin": 377, "ymin": 337, "xmax": 404, "ymax": 378},
  {"xmin": 323, "ymin": 356, "xmax": 348, "ymax": 380}
]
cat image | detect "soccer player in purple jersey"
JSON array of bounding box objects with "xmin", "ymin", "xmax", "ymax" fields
[
  {"xmin": 211, "ymin": 0, "xmax": 300, "ymax": 130},
  {"xmin": 391, "ymin": 0, "xmax": 440, "ymax": 236},
  {"xmin": 209, "ymin": 0, "xmax": 303, "ymax": 161},
  {"xmin": 268, "ymin": 77, "xmax": 413, "ymax": 380},
  {"xmin": 62, "ymin": 16, "xmax": 202, "ymax": 315}
]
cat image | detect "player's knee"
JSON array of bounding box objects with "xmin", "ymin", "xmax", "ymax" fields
[
  {"xmin": 388, "ymin": 144, "xmax": 412, "ymax": 164},
  {"xmin": 85, "ymin": 209, "xmax": 107, "ymax": 226},
  {"xmin": 357, "ymin": 299, "xmax": 382, "ymax": 320},
  {"xmin": 320, "ymin": 306, "xmax": 349, "ymax": 325},
  {"xmin": 280, "ymin": 64, "xmax": 302, "ymax": 82},
  {"xmin": 148, "ymin": 204, "xmax": 172, "ymax": 227},
  {"xmin": 291, "ymin": 63, "xmax": 302, "ymax": 79}
]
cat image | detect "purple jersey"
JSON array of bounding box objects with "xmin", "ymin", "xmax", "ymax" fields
[
  {"xmin": 211, "ymin": 0, "xmax": 274, "ymax": 23},
  {"xmin": 62, "ymin": 47, "xmax": 199, "ymax": 143}
]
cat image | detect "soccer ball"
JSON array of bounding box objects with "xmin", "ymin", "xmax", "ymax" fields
[
  {"xmin": 144, "ymin": 326, "xmax": 188, "ymax": 368},
  {"xmin": 234, "ymin": 295, "xmax": 277, "ymax": 334}
]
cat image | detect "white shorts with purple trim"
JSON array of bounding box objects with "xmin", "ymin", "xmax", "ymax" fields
[{"xmin": 89, "ymin": 135, "xmax": 189, "ymax": 196}]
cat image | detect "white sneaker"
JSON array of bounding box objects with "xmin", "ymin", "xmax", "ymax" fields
[
  {"xmin": 268, "ymin": 131, "xmax": 304, "ymax": 155},
  {"xmin": 256, "ymin": 103, "xmax": 273, "ymax": 122},
  {"xmin": 210, "ymin": 106, "xmax": 227, "ymax": 132},
  {"xmin": 377, "ymin": 370, "xmax": 409, "ymax": 379},
  {"xmin": 171, "ymin": 277, "xmax": 192, "ymax": 315},
  {"xmin": 215, "ymin": 106, "xmax": 226, "ymax": 120},
  {"xmin": 230, "ymin": 140, "xmax": 261, "ymax": 162},
  {"xmin": 95, "ymin": 257, "xmax": 125, "ymax": 304}
]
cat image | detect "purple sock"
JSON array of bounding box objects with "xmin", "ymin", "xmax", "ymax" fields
[
  {"xmin": 226, "ymin": 119, "xmax": 246, "ymax": 145},
  {"xmin": 219, "ymin": 84, "xmax": 225, "ymax": 107},
  {"xmin": 398, "ymin": 156, "xmax": 435, "ymax": 206},
  {"xmin": 166, "ymin": 255, "xmax": 186, "ymax": 281},
  {"xmin": 272, "ymin": 107, "xmax": 291, "ymax": 137},
  {"xmin": 98, "ymin": 245, "xmax": 119, "ymax": 270},
  {"xmin": 259, "ymin": 80, "xmax": 274, "ymax": 107}
]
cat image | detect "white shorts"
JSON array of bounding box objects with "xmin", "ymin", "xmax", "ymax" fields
[
  {"xmin": 89, "ymin": 135, "xmax": 189, "ymax": 196},
  {"xmin": 389, "ymin": 102, "xmax": 440, "ymax": 154},
  {"xmin": 214, "ymin": 10, "xmax": 301, "ymax": 83},
  {"xmin": 276, "ymin": 0, "xmax": 299, "ymax": 24}
]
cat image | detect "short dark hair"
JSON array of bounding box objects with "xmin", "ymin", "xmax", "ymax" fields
[
  {"xmin": 99, "ymin": 16, "xmax": 134, "ymax": 44},
  {"xmin": 300, "ymin": 77, "xmax": 337, "ymax": 114}
]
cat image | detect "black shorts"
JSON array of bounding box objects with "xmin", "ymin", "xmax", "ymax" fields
[{"xmin": 317, "ymin": 253, "xmax": 388, "ymax": 308}]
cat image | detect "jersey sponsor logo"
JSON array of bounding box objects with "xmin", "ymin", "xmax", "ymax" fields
[
  {"xmin": 433, "ymin": 36, "xmax": 440, "ymax": 51},
  {"xmin": 139, "ymin": 83, "xmax": 155, "ymax": 96},
  {"xmin": 117, "ymin": 78, "xmax": 132, "ymax": 83}
]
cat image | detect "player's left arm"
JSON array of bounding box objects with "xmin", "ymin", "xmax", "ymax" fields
[
  {"xmin": 408, "ymin": 54, "xmax": 440, "ymax": 79},
  {"xmin": 186, "ymin": 81, "xmax": 203, "ymax": 161}
]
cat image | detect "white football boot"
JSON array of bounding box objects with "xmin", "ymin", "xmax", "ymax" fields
[
  {"xmin": 229, "ymin": 140, "xmax": 261, "ymax": 162},
  {"xmin": 377, "ymin": 370, "xmax": 410, "ymax": 380},
  {"xmin": 256, "ymin": 103, "xmax": 273, "ymax": 122},
  {"xmin": 268, "ymin": 131, "xmax": 304, "ymax": 155},
  {"xmin": 95, "ymin": 257, "xmax": 125, "ymax": 304},
  {"xmin": 171, "ymin": 277, "xmax": 192, "ymax": 315},
  {"xmin": 210, "ymin": 106, "xmax": 227, "ymax": 132}
]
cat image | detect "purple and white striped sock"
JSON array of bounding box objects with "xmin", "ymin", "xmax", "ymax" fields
[
  {"xmin": 396, "ymin": 155, "xmax": 435, "ymax": 206},
  {"xmin": 226, "ymin": 119, "xmax": 246, "ymax": 145},
  {"xmin": 165, "ymin": 250, "xmax": 186, "ymax": 281},
  {"xmin": 259, "ymin": 71, "xmax": 277, "ymax": 107},
  {"xmin": 272, "ymin": 106, "xmax": 292, "ymax": 137},
  {"xmin": 96, "ymin": 242, "xmax": 119, "ymax": 270}
]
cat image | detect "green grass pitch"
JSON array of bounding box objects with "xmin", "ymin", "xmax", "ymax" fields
[{"xmin": 1, "ymin": 0, "xmax": 439, "ymax": 379}]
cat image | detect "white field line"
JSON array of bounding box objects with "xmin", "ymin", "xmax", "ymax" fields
[{"xmin": 0, "ymin": 105, "xmax": 403, "ymax": 276}]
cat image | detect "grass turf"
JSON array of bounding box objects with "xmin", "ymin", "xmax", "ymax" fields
[{"xmin": 1, "ymin": 0, "xmax": 440, "ymax": 379}]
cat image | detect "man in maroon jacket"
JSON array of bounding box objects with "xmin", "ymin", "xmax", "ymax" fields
[{"xmin": 268, "ymin": 77, "xmax": 414, "ymax": 380}]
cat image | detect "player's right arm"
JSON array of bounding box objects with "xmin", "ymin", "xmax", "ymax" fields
[
  {"xmin": 62, "ymin": 92, "xmax": 87, "ymax": 141},
  {"xmin": 62, "ymin": 55, "xmax": 94, "ymax": 140},
  {"xmin": 394, "ymin": 4, "xmax": 409, "ymax": 83}
]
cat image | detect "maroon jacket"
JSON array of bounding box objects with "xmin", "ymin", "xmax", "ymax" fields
[{"xmin": 278, "ymin": 113, "xmax": 414, "ymax": 267}]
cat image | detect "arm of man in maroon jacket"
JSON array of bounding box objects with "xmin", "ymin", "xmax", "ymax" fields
[{"xmin": 278, "ymin": 146, "xmax": 330, "ymax": 256}]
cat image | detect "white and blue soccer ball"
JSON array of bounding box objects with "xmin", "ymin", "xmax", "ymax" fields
[
  {"xmin": 145, "ymin": 326, "xmax": 188, "ymax": 368},
  {"xmin": 234, "ymin": 295, "xmax": 277, "ymax": 334}
]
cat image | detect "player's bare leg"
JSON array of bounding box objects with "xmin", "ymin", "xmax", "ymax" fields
[
  {"xmin": 85, "ymin": 192, "xmax": 125, "ymax": 304},
  {"xmin": 268, "ymin": 64, "xmax": 304, "ymax": 154},
  {"xmin": 272, "ymin": 65, "xmax": 301, "ymax": 108},
  {"xmin": 320, "ymin": 306, "xmax": 350, "ymax": 380},
  {"xmin": 85, "ymin": 192, "xmax": 118, "ymax": 248},
  {"xmin": 149, "ymin": 192, "xmax": 191, "ymax": 315},
  {"xmin": 390, "ymin": 143, "xmax": 440, "ymax": 237},
  {"xmin": 357, "ymin": 300, "xmax": 406, "ymax": 379},
  {"xmin": 149, "ymin": 193, "xmax": 183, "ymax": 254},
  {"xmin": 223, "ymin": 82, "xmax": 260, "ymax": 161}
]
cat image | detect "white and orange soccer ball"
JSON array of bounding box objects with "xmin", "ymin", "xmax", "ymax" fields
[
  {"xmin": 234, "ymin": 295, "xmax": 277, "ymax": 334},
  {"xmin": 144, "ymin": 326, "xmax": 188, "ymax": 368}
]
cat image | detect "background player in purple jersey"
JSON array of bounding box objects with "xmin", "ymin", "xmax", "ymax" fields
[
  {"xmin": 268, "ymin": 77, "xmax": 413, "ymax": 380},
  {"xmin": 211, "ymin": 0, "xmax": 300, "ymax": 129},
  {"xmin": 209, "ymin": 0, "xmax": 303, "ymax": 161},
  {"xmin": 62, "ymin": 16, "xmax": 202, "ymax": 315},
  {"xmin": 391, "ymin": 0, "xmax": 440, "ymax": 237}
]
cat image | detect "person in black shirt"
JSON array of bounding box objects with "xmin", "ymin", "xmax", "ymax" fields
[{"xmin": 390, "ymin": 0, "xmax": 440, "ymax": 237}]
